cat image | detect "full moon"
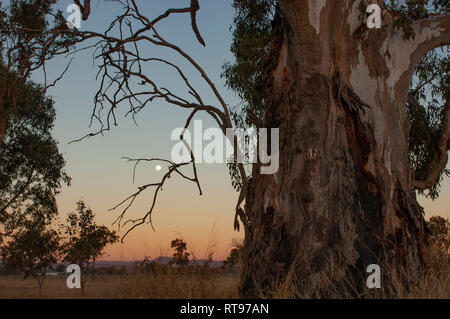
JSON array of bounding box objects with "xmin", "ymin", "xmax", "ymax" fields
[{"xmin": 155, "ymin": 165, "xmax": 162, "ymax": 171}]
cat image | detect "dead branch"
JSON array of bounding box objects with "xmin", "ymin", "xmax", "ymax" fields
[
  {"xmin": 110, "ymin": 158, "xmax": 200, "ymax": 243},
  {"xmin": 60, "ymin": 0, "xmax": 250, "ymax": 239}
]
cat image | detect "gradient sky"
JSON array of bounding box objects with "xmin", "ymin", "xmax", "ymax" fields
[{"xmin": 28, "ymin": 0, "xmax": 450, "ymax": 261}]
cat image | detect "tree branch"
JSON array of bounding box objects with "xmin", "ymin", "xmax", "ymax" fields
[
  {"xmin": 414, "ymin": 94, "xmax": 450, "ymax": 190},
  {"xmin": 189, "ymin": 0, "xmax": 206, "ymax": 46},
  {"xmin": 413, "ymin": 14, "xmax": 450, "ymax": 57},
  {"xmin": 73, "ymin": 0, "xmax": 91, "ymax": 20},
  {"xmin": 62, "ymin": 0, "xmax": 250, "ymax": 239},
  {"xmin": 390, "ymin": 14, "xmax": 450, "ymax": 75},
  {"xmin": 111, "ymin": 158, "xmax": 201, "ymax": 242}
]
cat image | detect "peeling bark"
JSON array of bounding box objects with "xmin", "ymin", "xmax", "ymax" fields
[{"xmin": 240, "ymin": 0, "xmax": 448, "ymax": 297}]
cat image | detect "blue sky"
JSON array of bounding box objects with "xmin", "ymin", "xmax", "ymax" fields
[{"xmin": 31, "ymin": 0, "xmax": 245, "ymax": 260}]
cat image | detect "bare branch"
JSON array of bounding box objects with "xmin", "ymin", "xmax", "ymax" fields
[
  {"xmin": 62, "ymin": 0, "xmax": 250, "ymax": 238},
  {"xmin": 110, "ymin": 158, "xmax": 201, "ymax": 243},
  {"xmin": 43, "ymin": 58, "xmax": 74, "ymax": 93}
]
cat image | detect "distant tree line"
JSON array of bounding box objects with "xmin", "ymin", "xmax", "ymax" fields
[{"xmin": 132, "ymin": 238, "xmax": 244, "ymax": 275}]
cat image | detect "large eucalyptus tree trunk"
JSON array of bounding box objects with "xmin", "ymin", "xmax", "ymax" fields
[
  {"xmin": 0, "ymin": 110, "xmax": 6, "ymax": 142},
  {"xmin": 241, "ymin": 0, "xmax": 450, "ymax": 297}
]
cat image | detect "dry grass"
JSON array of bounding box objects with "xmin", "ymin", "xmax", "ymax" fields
[
  {"xmin": 0, "ymin": 256, "xmax": 448, "ymax": 299},
  {"xmin": 399, "ymin": 256, "xmax": 450, "ymax": 299},
  {"xmin": 265, "ymin": 254, "xmax": 450, "ymax": 299},
  {"xmin": 0, "ymin": 276, "xmax": 119, "ymax": 299},
  {"xmin": 115, "ymin": 273, "xmax": 239, "ymax": 299},
  {"xmin": 0, "ymin": 272, "xmax": 240, "ymax": 299}
]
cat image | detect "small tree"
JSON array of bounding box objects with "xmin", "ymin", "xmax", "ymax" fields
[
  {"xmin": 0, "ymin": 214, "xmax": 61, "ymax": 296},
  {"xmin": 223, "ymin": 240, "xmax": 243, "ymax": 271},
  {"xmin": 62, "ymin": 200, "xmax": 118, "ymax": 291},
  {"xmin": 170, "ymin": 238, "xmax": 190, "ymax": 267},
  {"xmin": 427, "ymin": 216, "xmax": 450, "ymax": 256}
]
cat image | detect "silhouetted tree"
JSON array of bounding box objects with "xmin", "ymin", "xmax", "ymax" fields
[
  {"xmin": 0, "ymin": 213, "xmax": 61, "ymax": 296},
  {"xmin": 0, "ymin": 0, "xmax": 78, "ymax": 141},
  {"xmin": 170, "ymin": 238, "xmax": 190, "ymax": 267},
  {"xmin": 62, "ymin": 200, "xmax": 118, "ymax": 291},
  {"xmin": 0, "ymin": 78, "xmax": 70, "ymax": 242}
]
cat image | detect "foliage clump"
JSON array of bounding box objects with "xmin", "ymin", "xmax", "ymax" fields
[
  {"xmin": 62, "ymin": 200, "xmax": 119, "ymax": 291},
  {"xmin": 427, "ymin": 215, "xmax": 450, "ymax": 255},
  {"xmin": 170, "ymin": 238, "xmax": 191, "ymax": 267}
]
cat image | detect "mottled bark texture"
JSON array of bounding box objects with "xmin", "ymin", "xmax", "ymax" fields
[
  {"xmin": 0, "ymin": 109, "xmax": 6, "ymax": 142},
  {"xmin": 240, "ymin": 0, "xmax": 450, "ymax": 297}
]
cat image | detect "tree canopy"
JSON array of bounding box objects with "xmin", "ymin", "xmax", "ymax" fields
[
  {"xmin": 0, "ymin": 0, "xmax": 78, "ymax": 140},
  {"xmin": 63, "ymin": 200, "xmax": 118, "ymax": 266},
  {"xmin": 62, "ymin": 200, "xmax": 118, "ymax": 291},
  {"xmin": 170, "ymin": 238, "xmax": 190, "ymax": 267},
  {"xmin": 0, "ymin": 212, "xmax": 61, "ymax": 295},
  {"xmin": 0, "ymin": 78, "xmax": 70, "ymax": 240}
]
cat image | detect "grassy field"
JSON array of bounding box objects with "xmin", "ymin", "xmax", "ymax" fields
[
  {"xmin": 0, "ymin": 273, "xmax": 240, "ymax": 299},
  {"xmin": 0, "ymin": 256, "xmax": 448, "ymax": 299}
]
